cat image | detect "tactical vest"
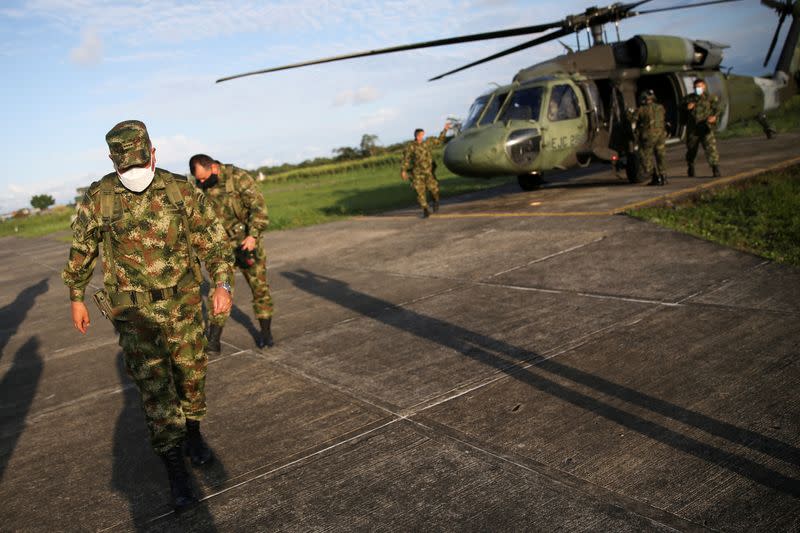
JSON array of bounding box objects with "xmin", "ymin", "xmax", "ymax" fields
[{"xmin": 98, "ymin": 173, "xmax": 203, "ymax": 295}]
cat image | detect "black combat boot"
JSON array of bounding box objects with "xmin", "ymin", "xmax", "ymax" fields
[
  {"xmin": 185, "ymin": 419, "xmax": 213, "ymax": 466},
  {"xmin": 658, "ymin": 173, "xmax": 668, "ymax": 186},
  {"xmin": 432, "ymin": 199, "xmax": 440, "ymax": 213},
  {"xmin": 687, "ymin": 164, "xmax": 695, "ymax": 177},
  {"xmin": 206, "ymin": 324, "xmax": 223, "ymax": 355},
  {"xmin": 159, "ymin": 444, "xmax": 197, "ymax": 511},
  {"xmin": 712, "ymin": 165, "xmax": 721, "ymax": 177},
  {"xmin": 422, "ymin": 207, "xmax": 430, "ymax": 219},
  {"xmin": 648, "ymin": 173, "xmax": 659, "ymax": 186},
  {"xmin": 256, "ymin": 317, "xmax": 274, "ymax": 349}
]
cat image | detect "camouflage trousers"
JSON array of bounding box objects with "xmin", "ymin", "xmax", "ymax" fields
[
  {"xmin": 686, "ymin": 129, "xmax": 719, "ymax": 167},
  {"xmin": 114, "ymin": 285, "xmax": 206, "ymax": 454},
  {"xmin": 638, "ymin": 133, "xmax": 666, "ymax": 178},
  {"xmin": 412, "ymin": 172, "xmax": 439, "ymax": 210},
  {"xmin": 209, "ymin": 243, "xmax": 274, "ymax": 327}
]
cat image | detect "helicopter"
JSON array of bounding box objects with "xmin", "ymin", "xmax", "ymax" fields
[{"xmin": 217, "ymin": 0, "xmax": 800, "ymax": 190}]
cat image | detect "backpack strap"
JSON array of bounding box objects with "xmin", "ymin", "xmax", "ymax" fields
[
  {"xmin": 163, "ymin": 173, "xmax": 203, "ymax": 283},
  {"xmin": 224, "ymin": 170, "xmax": 246, "ymax": 224},
  {"xmin": 98, "ymin": 177, "xmax": 119, "ymax": 290}
]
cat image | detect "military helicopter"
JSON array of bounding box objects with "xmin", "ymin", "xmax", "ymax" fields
[{"xmin": 218, "ymin": 0, "xmax": 800, "ymax": 190}]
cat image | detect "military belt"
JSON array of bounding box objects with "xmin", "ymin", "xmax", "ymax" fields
[{"xmin": 108, "ymin": 271, "xmax": 195, "ymax": 307}]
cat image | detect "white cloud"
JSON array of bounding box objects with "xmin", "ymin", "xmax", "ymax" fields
[
  {"xmin": 333, "ymin": 86, "xmax": 381, "ymax": 106},
  {"xmin": 69, "ymin": 28, "xmax": 103, "ymax": 66},
  {"xmin": 358, "ymin": 107, "xmax": 399, "ymax": 130},
  {"xmin": 151, "ymin": 134, "xmax": 210, "ymax": 172}
]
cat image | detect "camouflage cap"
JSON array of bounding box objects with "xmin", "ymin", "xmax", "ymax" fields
[{"xmin": 105, "ymin": 120, "xmax": 152, "ymax": 171}]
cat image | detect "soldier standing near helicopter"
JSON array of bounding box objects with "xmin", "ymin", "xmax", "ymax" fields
[
  {"xmin": 401, "ymin": 122, "xmax": 451, "ymax": 218},
  {"xmin": 683, "ymin": 78, "xmax": 722, "ymax": 178},
  {"xmin": 630, "ymin": 89, "xmax": 668, "ymax": 186}
]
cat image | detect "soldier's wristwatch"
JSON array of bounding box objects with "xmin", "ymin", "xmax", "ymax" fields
[{"xmin": 216, "ymin": 281, "xmax": 232, "ymax": 294}]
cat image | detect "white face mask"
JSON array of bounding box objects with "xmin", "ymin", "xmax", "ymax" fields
[
  {"xmin": 117, "ymin": 164, "xmax": 155, "ymax": 192},
  {"xmin": 695, "ymin": 87, "xmax": 704, "ymax": 96}
]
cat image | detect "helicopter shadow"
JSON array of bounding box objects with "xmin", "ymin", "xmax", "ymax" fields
[{"xmin": 282, "ymin": 268, "xmax": 800, "ymax": 498}]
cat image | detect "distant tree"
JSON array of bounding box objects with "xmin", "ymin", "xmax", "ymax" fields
[
  {"xmin": 31, "ymin": 194, "xmax": 55, "ymax": 210},
  {"xmin": 332, "ymin": 146, "xmax": 360, "ymax": 161},
  {"xmin": 359, "ymin": 134, "xmax": 380, "ymax": 157}
]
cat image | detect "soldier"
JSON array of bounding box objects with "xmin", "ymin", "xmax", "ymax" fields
[
  {"xmin": 63, "ymin": 120, "xmax": 234, "ymax": 511},
  {"xmin": 189, "ymin": 154, "xmax": 274, "ymax": 353},
  {"xmin": 401, "ymin": 122, "xmax": 451, "ymax": 218},
  {"xmin": 683, "ymin": 78, "xmax": 722, "ymax": 177},
  {"xmin": 630, "ymin": 89, "xmax": 668, "ymax": 186}
]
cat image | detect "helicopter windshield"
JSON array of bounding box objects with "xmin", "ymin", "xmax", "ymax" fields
[
  {"xmin": 498, "ymin": 86, "xmax": 543, "ymax": 122},
  {"xmin": 479, "ymin": 92, "xmax": 508, "ymax": 126},
  {"xmin": 463, "ymin": 96, "xmax": 489, "ymax": 130}
]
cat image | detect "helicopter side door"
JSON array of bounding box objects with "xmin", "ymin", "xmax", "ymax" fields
[{"xmin": 540, "ymin": 82, "xmax": 589, "ymax": 169}]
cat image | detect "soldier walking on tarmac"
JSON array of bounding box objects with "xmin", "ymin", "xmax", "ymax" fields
[
  {"xmin": 63, "ymin": 120, "xmax": 234, "ymax": 510},
  {"xmin": 401, "ymin": 122, "xmax": 451, "ymax": 218},
  {"xmin": 189, "ymin": 154, "xmax": 275, "ymax": 352},
  {"xmin": 683, "ymin": 78, "xmax": 722, "ymax": 177},
  {"xmin": 630, "ymin": 89, "xmax": 668, "ymax": 186}
]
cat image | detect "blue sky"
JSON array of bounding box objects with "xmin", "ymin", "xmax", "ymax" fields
[{"xmin": 0, "ymin": 0, "xmax": 786, "ymax": 212}]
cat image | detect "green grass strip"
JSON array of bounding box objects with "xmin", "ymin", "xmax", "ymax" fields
[{"xmin": 628, "ymin": 166, "xmax": 800, "ymax": 266}]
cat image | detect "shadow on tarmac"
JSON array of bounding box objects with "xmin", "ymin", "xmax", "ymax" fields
[
  {"xmin": 111, "ymin": 353, "xmax": 230, "ymax": 531},
  {"xmin": 201, "ymin": 278, "xmax": 261, "ymax": 348},
  {"xmin": 0, "ymin": 278, "xmax": 49, "ymax": 361},
  {"xmin": 282, "ymin": 269, "xmax": 800, "ymax": 497},
  {"xmin": 0, "ymin": 279, "xmax": 49, "ymax": 482},
  {"xmin": 0, "ymin": 337, "xmax": 43, "ymax": 482}
]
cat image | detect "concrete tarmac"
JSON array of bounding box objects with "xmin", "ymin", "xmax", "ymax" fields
[{"xmin": 0, "ymin": 134, "xmax": 798, "ymax": 532}]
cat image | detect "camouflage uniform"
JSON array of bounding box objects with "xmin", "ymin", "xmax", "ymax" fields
[
  {"xmin": 198, "ymin": 164, "xmax": 273, "ymax": 327},
  {"xmin": 683, "ymin": 91, "xmax": 720, "ymax": 169},
  {"xmin": 630, "ymin": 100, "xmax": 667, "ymax": 181},
  {"xmin": 62, "ymin": 167, "xmax": 233, "ymax": 454},
  {"xmin": 401, "ymin": 129, "xmax": 447, "ymax": 210}
]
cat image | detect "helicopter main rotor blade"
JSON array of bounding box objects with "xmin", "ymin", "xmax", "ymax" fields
[
  {"xmin": 428, "ymin": 27, "xmax": 574, "ymax": 81},
  {"xmin": 216, "ymin": 21, "xmax": 563, "ymax": 83},
  {"xmin": 764, "ymin": 10, "xmax": 789, "ymax": 66},
  {"xmin": 636, "ymin": 0, "xmax": 743, "ymax": 15}
]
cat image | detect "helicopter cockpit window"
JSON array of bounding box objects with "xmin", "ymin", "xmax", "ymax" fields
[
  {"xmin": 547, "ymin": 85, "xmax": 580, "ymax": 121},
  {"xmin": 498, "ymin": 87, "xmax": 543, "ymax": 122},
  {"xmin": 479, "ymin": 93, "xmax": 508, "ymax": 126},
  {"xmin": 463, "ymin": 96, "xmax": 489, "ymax": 130}
]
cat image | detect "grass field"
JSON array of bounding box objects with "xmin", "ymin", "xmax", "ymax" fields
[
  {"xmin": 263, "ymin": 159, "xmax": 512, "ymax": 230},
  {"xmin": 628, "ymin": 166, "xmax": 800, "ymax": 266}
]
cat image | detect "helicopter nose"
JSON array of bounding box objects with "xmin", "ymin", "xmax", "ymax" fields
[{"xmin": 444, "ymin": 125, "xmax": 542, "ymax": 177}]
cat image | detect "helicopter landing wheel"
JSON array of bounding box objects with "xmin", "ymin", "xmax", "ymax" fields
[
  {"xmin": 625, "ymin": 155, "xmax": 644, "ymax": 183},
  {"xmin": 518, "ymin": 173, "xmax": 543, "ymax": 191}
]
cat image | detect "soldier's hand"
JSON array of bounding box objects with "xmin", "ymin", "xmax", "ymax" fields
[
  {"xmin": 401, "ymin": 171, "xmax": 408, "ymax": 181},
  {"xmin": 211, "ymin": 287, "xmax": 232, "ymax": 316},
  {"xmin": 241, "ymin": 236, "xmax": 257, "ymax": 252},
  {"xmin": 687, "ymin": 102, "xmax": 695, "ymax": 110},
  {"xmin": 71, "ymin": 301, "xmax": 90, "ymax": 334},
  {"xmin": 708, "ymin": 115, "xmax": 717, "ymax": 124},
  {"xmin": 444, "ymin": 122, "xmax": 451, "ymax": 130}
]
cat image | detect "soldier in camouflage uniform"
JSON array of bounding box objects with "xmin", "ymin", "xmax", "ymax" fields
[
  {"xmin": 63, "ymin": 120, "xmax": 234, "ymax": 511},
  {"xmin": 189, "ymin": 154, "xmax": 274, "ymax": 352},
  {"xmin": 683, "ymin": 78, "xmax": 722, "ymax": 177},
  {"xmin": 630, "ymin": 89, "xmax": 668, "ymax": 186},
  {"xmin": 401, "ymin": 122, "xmax": 451, "ymax": 218}
]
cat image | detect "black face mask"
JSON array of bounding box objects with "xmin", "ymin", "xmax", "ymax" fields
[{"xmin": 197, "ymin": 174, "xmax": 218, "ymax": 189}]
